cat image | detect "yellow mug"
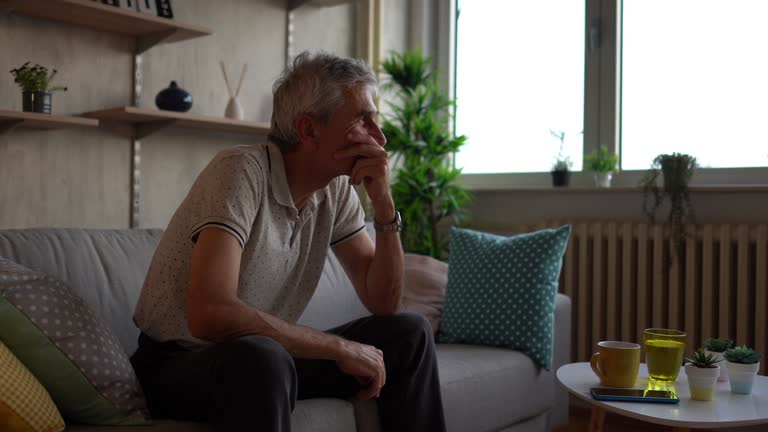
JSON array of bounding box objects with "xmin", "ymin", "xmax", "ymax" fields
[{"xmin": 590, "ymin": 341, "xmax": 641, "ymax": 388}]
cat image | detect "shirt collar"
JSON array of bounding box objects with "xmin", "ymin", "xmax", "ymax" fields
[
  {"xmin": 266, "ymin": 142, "xmax": 295, "ymax": 209},
  {"xmin": 265, "ymin": 141, "xmax": 326, "ymax": 211}
]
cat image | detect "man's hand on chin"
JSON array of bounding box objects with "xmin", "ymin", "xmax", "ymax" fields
[{"xmin": 334, "ymin": 131, "xmax": 392, "ymax": 209}]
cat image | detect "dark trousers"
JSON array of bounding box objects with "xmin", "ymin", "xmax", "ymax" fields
[{"xmin": 130, "ymin": 312, "xmax": 446, "ymax": 432}]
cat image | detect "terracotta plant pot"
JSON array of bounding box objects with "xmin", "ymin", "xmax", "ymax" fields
[{"xmin": 684, "ymin": 364, "xmax": 720, "ymax": 401}]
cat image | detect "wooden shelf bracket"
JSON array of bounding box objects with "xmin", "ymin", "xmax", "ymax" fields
[
  {"xmin": 134, "ymin": 119, "xmax": 177, "ymax": 139},
  {"xmin": 136, "ymin": 29, "xmax": 178, "ymax": 54},
  {"xmin": 0, "ymin": 119, "xmax": 24, "ymax": 134}
]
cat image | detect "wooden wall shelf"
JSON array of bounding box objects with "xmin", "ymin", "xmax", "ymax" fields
[
  {"xmin": 84, "ymin": 106, "xmax": 270, "ymax": 139},
  {"xmin": 0, "ymin": 109, "xmax": 98, "ymax": 134},
  {"xmin": 0, "ymin": 0, "xmax": 211, "ymax": 52}
]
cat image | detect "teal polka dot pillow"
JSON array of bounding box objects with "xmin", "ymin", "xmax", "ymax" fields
[{"xmin": 438, "ymin": 225, "xmax": 571, "ymax": 369}]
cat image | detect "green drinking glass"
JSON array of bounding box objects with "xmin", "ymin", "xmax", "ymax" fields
[{"xmin": 643, "ymin": 328, "xmax": 686, "ymax": 382}]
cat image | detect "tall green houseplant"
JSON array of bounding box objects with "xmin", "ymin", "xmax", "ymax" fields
[{"xmin": 381, "ymin": 51, "xmax": 470, "ymax": 259}]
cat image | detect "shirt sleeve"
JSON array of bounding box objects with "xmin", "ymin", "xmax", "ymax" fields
[
  {"xmin": 186, "ymin": 154, "xmax": 263, "ymax": 248},
  {"xmin": 330, "ymin": 178, "xmax": 366, "ymax": 247}
]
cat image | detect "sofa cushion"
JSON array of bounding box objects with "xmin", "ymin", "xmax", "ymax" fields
[
  {"xmin": 298, "ymin": 251, "xmax": 369, "ymax": 330},
  {"xmin": 0, "ymin": 258, "xmax": 149, "ymax": 425},
  {"xmin": 64, "ymin": 398, "xmax": 357, "ymax": 432},
  {"xmin": 0, "ymin": 229, "xmax": 163, "ymax": 356},
  {"xmin": 401, "ymin": 253, "xmax": 448, "ymax": 335},
  {"xmin": 436, "ymin": 344, "xmax": 553, "ymax": 432},
  {"xmin": 439, "ymin": 226, "xmax": 570, "ymax": 369},
  {"xmin": 0, "ymin": 341, "xmax": 65, "ymax": 432}
]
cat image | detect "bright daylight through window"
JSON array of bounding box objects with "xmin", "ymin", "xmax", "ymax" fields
[
  {"xmin": 454, "ymin": 0, "xmax": 585, "ymax": 174},
  {"xmin": 621, "ymin": 0, "xmax": 768, "ymax": 170}
]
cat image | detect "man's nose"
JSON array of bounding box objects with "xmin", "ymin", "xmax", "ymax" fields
[{"xmin": 371, "ymin": 123, "xmax": 387, "ymax": 147}]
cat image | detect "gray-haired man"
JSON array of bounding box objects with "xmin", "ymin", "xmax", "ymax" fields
[{"xmin": 130, "ymin": 51, "xmax": 446, "ymax": 431}]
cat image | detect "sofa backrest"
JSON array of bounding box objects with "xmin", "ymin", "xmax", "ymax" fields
[
  {"xmin": 0, "ymin": 228, "xmax": 163, "ymax": 356},
  {"xmin": 0, "ymin": 228, "xmax": 370, "ymax": 355}
]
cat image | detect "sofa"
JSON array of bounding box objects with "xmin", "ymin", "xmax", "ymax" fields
[{"xmin": 0, "ymin": 227, "xmax": 571, "ymax": 432}]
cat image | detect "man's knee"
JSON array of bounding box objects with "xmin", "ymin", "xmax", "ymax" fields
[
  {"xmin": 390, "ymin": 312, "xmax": 433, "ymax": 341},
  {"xmin": 216, "ymin": 336, "xmax": 297, "ymax": 396}
]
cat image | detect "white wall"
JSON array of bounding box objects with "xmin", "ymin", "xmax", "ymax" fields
[{"xmin": 0, "ymin": 0, "xmax": 359, "ymax": 229}]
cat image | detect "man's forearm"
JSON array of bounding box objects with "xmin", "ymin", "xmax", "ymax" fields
[
  {"xmin": 365, "ymin": 204, "xmax": 404, "ymax": 315},
  {"xmin": 190, "ymin": 300, "xmax": 347, "ymax": 361}
]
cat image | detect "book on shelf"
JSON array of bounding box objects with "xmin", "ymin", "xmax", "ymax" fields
[
  {"xmin": 100, "ymin": 0, "xmax": 119, "ymax": 6},
  {"xmin": 136, "ymin": 0, "xmax": 158, "ymax": 16},
  {"xmin": 155, "ymin": 0, "xmax": 174, "ymax": 19}
]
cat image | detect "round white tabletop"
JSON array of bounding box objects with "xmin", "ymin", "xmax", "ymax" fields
[{"xmin": 557, "ymin": 362, "xmax": 768, "ymax": 430}]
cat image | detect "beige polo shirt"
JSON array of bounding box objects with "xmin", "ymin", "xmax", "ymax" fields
[{"xmin": 133, "ymin": 142, "xmax": 366, "ymax": 346}]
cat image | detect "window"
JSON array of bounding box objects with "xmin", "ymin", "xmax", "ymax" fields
[
  {"xmin": 452, "ymin": 0, "xmax": 768, "ymax": 180},
  {"xmin": 454, "ymin": 0, "xmax": 585, "ymax": 174},
  {"xmin": 621, "ymin": 0, "xmax": 768, "ymax": 169}
]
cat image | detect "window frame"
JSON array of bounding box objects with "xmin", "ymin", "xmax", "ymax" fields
[{"xmin": 448, "ymin": 0, "xmax": 768, "ymax": 189}]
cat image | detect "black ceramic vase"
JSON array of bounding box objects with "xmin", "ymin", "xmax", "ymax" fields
[
  {"xmin": 22, "ymin": 91, "xmax": 52, "ymax": 114},
  {"xmin": 155, "ymin": 81, "xmax": 193, "ymax": 112},
  {"xmin": 551, "ymin": 170, "xmax": 571, "ymax": 187}
]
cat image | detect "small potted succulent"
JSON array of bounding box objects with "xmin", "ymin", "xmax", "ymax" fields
[
  {"xmin": 724, "ymin": 346, "xmax": 762, "ymax": 394},
  {"xmin": 585, "ymin": 145, "xmax": 619, "ymax": 188},
  {"xmin": 684, "ymin": 348, "xmax": 721, "ymax": 401},
  {"xmin": 9, "ymin": 62, "xmax": 68, "ymax": 114},
  {"xmin": 550, "ymin": 129, "xmax": 572, "ymax": 187},
  {"xmin": 704, "ymin": 338, "xmax": 733, "ymax": 382}
]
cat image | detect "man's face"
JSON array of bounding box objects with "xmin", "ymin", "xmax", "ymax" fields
[{"xmin": 313, "ymin": 84, "xmax": 387, "ymax": 176}]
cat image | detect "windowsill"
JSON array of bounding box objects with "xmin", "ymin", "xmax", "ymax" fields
[
  {"xmin": 468, "ymin": 185, "xmax": 768, "ymax": 193},
  {"xmin": 459, "ymin": 168, "xmax": 768, "ymax": 192}
]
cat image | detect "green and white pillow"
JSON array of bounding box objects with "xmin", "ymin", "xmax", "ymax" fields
[
  {"xmin": 438, "ymin": 226, "xmax": 571, "ymax": 369},
  {"xmin": 0, "ymin": 257, "xmax": 149, "ymax": 425}
]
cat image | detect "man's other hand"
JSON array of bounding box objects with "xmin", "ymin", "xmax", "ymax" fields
[{"xmin": 336, "ymin": 339, "xmax": 386, "ymax": 400}]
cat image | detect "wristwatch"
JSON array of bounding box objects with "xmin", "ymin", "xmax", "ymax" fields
[{"xmin": 373, "ymin": 211, "xmax": 402, "ymax": 233}]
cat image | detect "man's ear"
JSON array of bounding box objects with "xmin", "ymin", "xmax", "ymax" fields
[{"xmin": 295, "ymin": 114, "xmax": 319, "ymax": 151}]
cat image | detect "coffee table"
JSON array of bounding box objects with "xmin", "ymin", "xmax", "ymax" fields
[{"xmin": 557, "ymin": 362, "xmax": 768, "ymax": 431}]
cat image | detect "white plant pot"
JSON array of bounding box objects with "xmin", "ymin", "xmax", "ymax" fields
[
  {"xmin": 593, "ymin": 172, "xmax": 613, "ymax": 188},
  {"xmin": 685, "ymin": 364, "xmax": 720, "ymax": 401},
  {"xmin": 726, "ymin": 361, "xmax": 760, "ymax": 394},
  {"xmin": 704, "ymin": 349, "xmax": 729, "ymax": 382}
]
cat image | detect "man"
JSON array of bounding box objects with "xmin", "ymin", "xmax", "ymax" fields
[{"xmin": 130, "ymin": 51, "xmax": 446, "ymax": 432}]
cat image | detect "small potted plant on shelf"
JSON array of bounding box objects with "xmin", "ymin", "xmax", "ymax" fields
[
  {"xmin": 550, "ymin": 129, "xmax": 572, "ymax": 187},
  {"xmin": 9, "ymin": 62, "xmax": 68, "ymax": 114},
  {"xmin": 704, "ymin": 338, "xmax": 733, "ymax": 382},
  {"xmin": 723, "ymin": 345, "xmax": 762, "ymax": 395},
  {"xmin": 639, "ymin": 152, "xmax": 697, "ymax": 262},
  {"xmin": 684, "ymin": 348, "xmax": 722, "ymax": 401},
  {"xmin": 585, "ymin": 145, "xmax": 619, "ymax": 188}
]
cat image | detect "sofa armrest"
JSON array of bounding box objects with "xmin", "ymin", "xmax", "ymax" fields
[{"xmin": 549, "ymin": 293, "xmax": 572, "ymax": 430}]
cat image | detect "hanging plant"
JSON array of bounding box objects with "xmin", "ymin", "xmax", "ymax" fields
[
  {"xmin": 381, "ymin": 50, "xmax": 470, "ymax": 259},
  {"xmin": 639, "ymin": 152, "xmax": 697, "ymax": 261}
]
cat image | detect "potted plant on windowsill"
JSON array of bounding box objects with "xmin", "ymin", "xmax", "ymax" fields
[
  {"xmin": 9, "ymin": 62, "xmax": 68, "ymax": 114},
  {"xmin": 704, "ymin": 338, "xmax": 733, "ymax": 382},
  {"xmin": 550, "ymin": 129, "xmax": 572, "ymax": 187},
  {"xmin": 639, "ymin": 152, "xmax": 697, "ymax": 262},
  {"xmin": 724, "ymin": 346, "xmax": 762, "ymax": 395},
  {"xmin": 585, "ymin": 145, "xmax": 619, "ymax": 188},
  {"xmin": 684, "ymin": 348, "xmax": 721, "ymax": 401}
]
